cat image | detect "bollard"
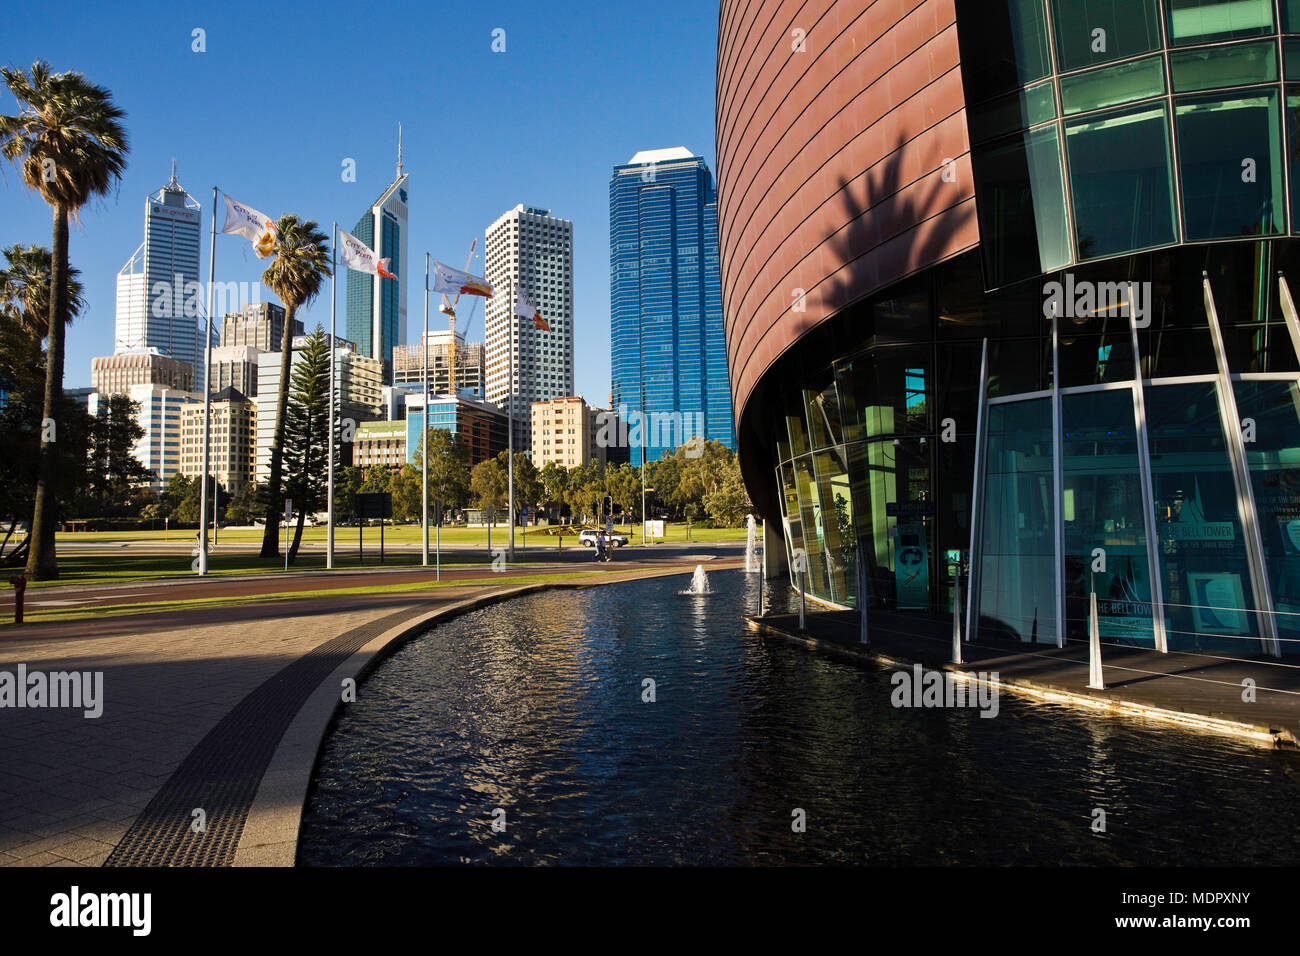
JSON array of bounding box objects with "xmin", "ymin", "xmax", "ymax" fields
[
  {"xmin": 1088, "ymin": 588, "xmax": 1105, "ymax": 690},
  {"xmin": 798, "ymin": 563, "xmax": 808, "ymax": 632},
  {"xmin": 951, "ymin": 576, "xmax": 963, "ymax": 665},
  {"xmin": 10, "ymin": 574, "xmax": 26, "ymax": 625},
  {"xmin": 858, "ymin": 559, "xmax": 869, "ymax": 646}
]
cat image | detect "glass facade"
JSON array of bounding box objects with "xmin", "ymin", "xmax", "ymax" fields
[
  {"xmin": 765, "ymin": 241, "xmax": 1300, "ymax": 659},
  {"xmin": 954, "ymin": 0, "xmax": 1300, "ymax": 288},
  {"xmin": 609, "ymin": 151, "xmax": 734, "ymax": 465}
]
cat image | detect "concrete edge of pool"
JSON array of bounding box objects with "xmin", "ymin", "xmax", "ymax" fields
[
  {"xmin": 747, "ymin": 617, "xmax": 1299, "ymax": 751},
  {"xmin": 231, "ymin": 564, "xmax": 731, "ymax": 867}
]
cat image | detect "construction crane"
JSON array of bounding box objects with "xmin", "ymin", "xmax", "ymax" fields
[{"xmin": 438, "ymin": 238, "xmax": 477, "ymax": 395}]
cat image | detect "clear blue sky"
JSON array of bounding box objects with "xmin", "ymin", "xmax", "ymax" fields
[{"xmin": 0, "ymin": 0, "xmax": 720, "ymax": 403}]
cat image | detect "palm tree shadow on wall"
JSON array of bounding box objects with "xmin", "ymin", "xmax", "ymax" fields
[{"xmin": 787, "ymin": 132, "xmax": 981, "ymax": 618}]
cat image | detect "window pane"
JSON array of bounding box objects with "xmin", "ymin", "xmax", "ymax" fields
[
  {"xmin": 1052, "ymin": 0, "xmax": 1162, "ymax": 71},
  {"xmin": 1146, "ymin": 382, "xmax": 1261, "ymax": 652},
  {"xmin": 1060, "ymin": 55, "xmax": 1165, "ymax": 114},
  {"xmin": 968, "ymin": 81, "xmax": 1057, "ymax": 143},
  {"xmin": 1233, "ymin": 380, "xmax": 1300, "ymax": 645},
  {"xmin": 813, "ymin": 447, "xmax": 857, "ymax": 605},
  {"xmin": 955, "ymin": 0, "xmax": 1052, "ymax": 103},
  {"xmin": 1285, "ymin": 0, "xmax": 1300, "ymax": 33},
  {"xmin": 1287, "ymin": 86, "xmax": 1300, "ymax": 231},
  {"xmin": 1061, "ymin": 389, "xmax": 1156, "ymax": 647},
  {"xmin": 978, "ymin": 398, "xmax": 1057, "ymax": 642},
  {"xmin": 1175, "ymin": 89, "xmax": 1285, "ymax": 241},
  {"xmin": 1285, "ymin": 36, "xmax": 1300, "ymax": 75},
  {"xmin": 1170, "ymin": 39, "xmax": 1278, "ymax": 92},
  {"xmin": 1167, "ymin": 0, "xmax": 1275, "ymax": 46},
  {"xmin": 836, "ymin": 346, "xmax": 932, "ymax": 444},
  {"xmin": 973, "ymin": 125, "xmax": 1072, "ymax": 286},
  {"xmin": 1065, "ymin": 103, "xmax": 1179, "ymax": 259}
]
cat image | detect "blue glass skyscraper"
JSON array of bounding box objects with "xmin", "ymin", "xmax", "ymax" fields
[
  {"xmin": 346, "ymin": 152, "xmax": 408, "ymax": 384},
  {"xmin": 610, "ymin": 147, "xmax": 733, "ymax": 466}
]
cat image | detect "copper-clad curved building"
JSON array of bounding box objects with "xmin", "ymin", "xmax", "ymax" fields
[{"xmin": 718, "ymin": 0, "xmax": 1300, "ymax": 658}]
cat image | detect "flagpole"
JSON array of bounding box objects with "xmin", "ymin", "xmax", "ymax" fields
[
  {"xmin": 327, "ymin": 222, "xmax": 337, "ymax": 571},
  {"xmin": 508, "ymin": 279, "xmax": 515, "ymax": 561},
  {"xmin": 422, "ymin": 253, "xmax": 430, "ymax": 568},
  {"xmin": 197, "ymin": 186, "xmax": 218, "ymax": 575}
]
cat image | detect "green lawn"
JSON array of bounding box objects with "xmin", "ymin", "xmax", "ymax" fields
[{"xmin": 57, "ymin": 521, "xmax": 747, "ymax": 548}]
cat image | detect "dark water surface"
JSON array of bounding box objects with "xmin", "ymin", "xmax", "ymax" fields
[{"xmin": 298, "ymin": 569, "xmax": 1300, "ymax": 865}]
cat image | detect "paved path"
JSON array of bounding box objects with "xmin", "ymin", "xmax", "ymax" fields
[{"xmin": 0, "ymin": 555, "xmax": 737, "ymax": 866}]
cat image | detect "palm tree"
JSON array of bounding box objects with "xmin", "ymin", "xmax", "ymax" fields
[
  {"xmin": 259, "ymin": 214, "xmax": 331, "ymax": 557},
  {"xmin": 0, "ymin": 244, "xmax": 85, "ymax": 338},
  {"xmin": 0, "ymin": 61, "xmax": 127, "ymax": 580}
]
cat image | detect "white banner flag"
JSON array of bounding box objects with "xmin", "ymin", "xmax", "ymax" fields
[
  {"xmin": 337, "ymin": 228, "xmax": 395, "ymax": 279},
  {"xmin": 431, "ymin": 259, "xmax": 493, "ymax": 298},
  {"xmin": 514, "ymin": 286, "xmax": 549, "ymax": 330},
  {"xmin": 221, "ymin": 195, "xmax": 276, "ymax": 258}
]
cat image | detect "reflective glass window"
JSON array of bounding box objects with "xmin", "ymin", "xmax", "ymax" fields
[
  {"xmin": 1233, "ymin": 379, "xmax": 1300, "ymax": 645},
  {"xmin": 792, "ymin": 454, "xmax": 831, "ymax": 601},
  {"xmin": 1060, "ymin": 55, "xmax": 1165, "ymax": 115},
  {"xmin": 813, "ymin": 446, "xmax": 857, "ymax": 606},
  {"xmin": 1170, "ymin": 39, "xmax": 1278, "ymax": 91},
  {"xmin": 978, "ymin": 398, "xmax": 1057, "ymax": 641},
  {"xmin": 973, "ymin": 126, "xmax": 1072, "ymax": 286},
  {"xmin": 1286, "ymin": 86, "xmax": 1300, "ymax": 231},
  {"xmin": 1286, "ymin": 0, "xmax": 1300, "ymax": 33},
  {"xmin": 1146, "ymin": 382, "xmax": 1261, "ymax": 651},
  {"xmin": 1061, "ymin": 389, "xmax": 1156, "ymax": 646},
  {"xmin": 956, "ymin": 0, "xmax": 1053, "ymax": 103},
  {"xmin": 1052, "ymin": 0, "xmax": 1162, "ymax": 71},
  {"xmin": 1285, "ymin": 37, "xmax": 1300, "ymax": 75},
  {"xmin": 968, "ymin": 82, "xmax": 1057, "ymax": 144},
  {"xmin": 1175, "ymin": 89, "xmax": 1285, "ymax": 240},
  {"xmin": 837, "ymin": 347, "xmax": 933, "ymax": 443},
  {"xmin": 1065, "ymin": 103, "xmax": 1179, "ymax": 259},
  {"xmin": 1166, "ymin": 0, "xmax": 1275, "ymax": 46}
]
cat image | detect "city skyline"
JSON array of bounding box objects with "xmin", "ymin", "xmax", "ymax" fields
[{"xmin": 0, "ymin": 0, "xmax": 721, "ymax": 407}]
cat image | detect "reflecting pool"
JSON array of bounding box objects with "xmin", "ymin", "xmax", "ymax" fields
[{"xmin": 299, "ymin": 569, "xmax": 1300, "ymax": 865}]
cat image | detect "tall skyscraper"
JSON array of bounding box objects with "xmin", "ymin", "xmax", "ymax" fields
[
  {"xmin": 114, "ymin": 163, "xmax": 205, "ymax": 391},
  {"xmin": 345, "ymin": 144, "xmax": 409, "ymax": 383},
  {"xmin": 609, "ymin": 147, "xmax": 733, "ymax": 466},
  {"xmin": 484, "ymin": 204, "xmax": 574, "ymax": 453}
]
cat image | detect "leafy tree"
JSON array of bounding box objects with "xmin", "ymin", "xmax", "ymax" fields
[
  {"xmin": 411, "ymin": 428, "xmax": 470, "ymax": 517},
  {"xmin": 258, "ymin": 214, "xmax": 331, "ymax": 557},
  {"xmin": 540, "ymin": 460, "xmax": 569, "ymax": 521},
  {"xmin": 165, "ymin": 473, "xmax": 201, "ymax": 523},
  {"xmin": 388, "ymin": 464, "xmax": 421, "ymax": 522},
  {"xmin": 360, "ymin": 464, "xmax": 391, "ymax": 494},
  {"xmin": 1, "ymin": 61, "xmax": 127, "ymax": 579},
  {"xmin": 470, "ymin": 457, "xmax": 506, "ymax": 521},
  {"xmin": 492, "ymin": 450, "xmax": 540, "ymax": 523},
  {"xmin": 332, "ymin": 465, "xmax": 363, "ymax": 520},
  {"xmin": 282, "ymin": 327, "xmax": 331, "ymax": 562},
  {"xmin": 703, "ymin": 454, "xmax": 753, "ymax": 527},
  {"xmin": 224, "ymin": 481, "xmax": 266, "ymax": 525},
  {"xmin": 82, "ymin": 393, "xmax": 151, "ymax": 516}
]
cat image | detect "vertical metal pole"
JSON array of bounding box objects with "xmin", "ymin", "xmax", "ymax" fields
[
  {"xmin": 422, "ymin": 253, "xmax": 429, "ymax": 568},
  {"xmin": 435, "ymin": 500, "xmax": 441, "ymax": 581},
  {"xmin": 1051, "ymin": 313, "xmax": 1065, "ymax": 648},
  {"xmin": 858, "ymin": 541, "xmax": 868, "ymax": 645},
  {"xmin": 1129, "ymin": 305, "xmax": 1167, "ymax": 653},
  {"xmin": 197, "ymin": 187, "xmax": 218, "ymax": 575},
  {"xmin": 1204, "ymin": 273, "xmax": 1281, "ymax": 657},
  {"xmin": 951, "ymin": 574, "xmax": 963, "ymax": 665},
  {"xmin": 965, "ymin": 338, "xmax": 990, "ymax": 644},
  {"xmin": 327, "ymin": 222, "xmax": 337, "ymax": 571},
  {"xmin": 798, "ymin": 561, "xmax": 807, "ymax": 631},
  {"xmin": 508, "ymin": 280, "xmax": 516, "ymax": 561},
  {"xmin": 1088, "ymin": 587, "xmax": 1105, "ymax": 690}
]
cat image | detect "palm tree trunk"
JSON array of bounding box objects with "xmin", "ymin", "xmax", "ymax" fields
[
  {"xmin": 260, "ymin": 304, "xmax": 296, "ymax": 556},
  {"xmin": 26, "ymin": 204, "xmax": 68, "ymax": 581}
]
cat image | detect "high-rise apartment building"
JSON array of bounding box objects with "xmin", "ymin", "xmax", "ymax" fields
[
  {"xmin": 128, "ymin": 384, "xmax": 201, "ymax": 492},
  {"xmin": 531, "ymin": 396, "xmax": 601, "ymax": 469},
  {"xmin": 609, "ymin": 148, "xmax": 733, "ymax": 465},
  {"xmin": 179, "ymin": 387, "xmax": 256, "ymax": 494},
  {"xmin": 91, "ymin": 350, "xmax": 195, "ymax": 396},
  {"xmin": 345, "ymin": 152, "xmax": 409, "ymax": 382},
  {"xmin": 219, "ymin": 302, "xmax": 301, "ymax": 351},
  {"xmin": 484, "ymin": 204, "xmax": 574, "ymax": 453},
  {"xmin": 114, "ymin": 165, "xmax": 206, "ymax": 392}
]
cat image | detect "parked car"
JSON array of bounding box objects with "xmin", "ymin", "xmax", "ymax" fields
[{"xmin": 579, "ymin": 529, "xmax": 628, "ymax": 548}]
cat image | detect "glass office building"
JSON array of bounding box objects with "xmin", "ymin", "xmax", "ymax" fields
[
  {"xmin": 610, "ymin": 148, "xmax": 734, "ymax": 465},
  {"xmin": 346, "ymin": 168, "xmax": 409, "ymax": 384},
  {"xmin": 718, "ymin": 0, "xmax": 1300, "ymax": 659}
]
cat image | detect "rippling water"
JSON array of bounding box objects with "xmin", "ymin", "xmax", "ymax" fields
[{"xmin": 298, "ymin": 568, "xmax": 1300, "ymax": 865}]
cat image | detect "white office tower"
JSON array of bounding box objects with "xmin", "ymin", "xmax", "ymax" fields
[
  {"xmin": 484, "ymin": 204, "xmax": 574, "ymax": 454},
  {"xmin": 114, "ymin": 163, "xmax": 206, "ymax": 392}
]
